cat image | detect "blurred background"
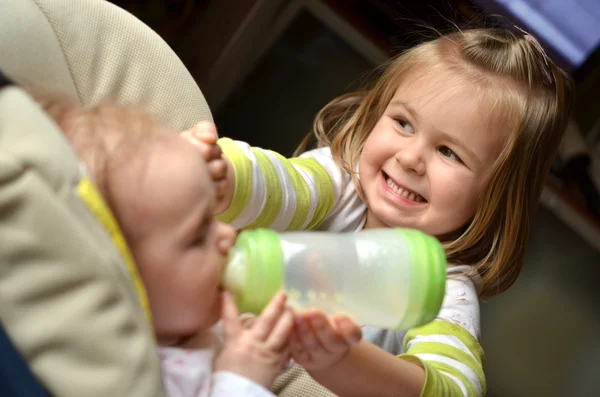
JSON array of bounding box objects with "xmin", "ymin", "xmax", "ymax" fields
[{"xmin": 111, "ymin": 1, "xmax": 600, "ymax": 396}]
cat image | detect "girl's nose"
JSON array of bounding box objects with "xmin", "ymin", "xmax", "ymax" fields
[{"xmin": 394, "ymin": 143, "xmax": 426, "ymax": 176}]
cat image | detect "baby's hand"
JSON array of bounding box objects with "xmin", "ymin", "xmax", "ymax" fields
[
  {"xmin": 214, "ymin": 291, "xmax": 294, "ymax": 388},
  {"xmin": 290, "ymin": 310, "xmax": 362, "ymax": 373},
  {"xmin": 181, "ymin": 122, "xmax": 228, "ymax": 202}
]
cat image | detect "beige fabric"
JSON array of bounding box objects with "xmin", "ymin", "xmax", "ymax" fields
[
  {"xmin": 273, "ymin": 365, "xmax": 338, "ymax": 397},
  {"xmin": 0, "ymin": 87, "xmax": 164, "ymax": 396},
  {"xmin": 0, "ymin": 0, "xmax": 212, "ymax": 131}
]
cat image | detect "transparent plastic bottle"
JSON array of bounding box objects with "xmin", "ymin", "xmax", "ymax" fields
[{"xmin": 222, "ymin": 228, "xmax": 446, "ymax": 330}]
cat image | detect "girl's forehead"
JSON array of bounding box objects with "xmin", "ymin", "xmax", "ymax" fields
[
  {"xmin": 390, "ymin": 70, "xmax": 476, "ymax": 114},
  {"xmin": 397, "ymin": 64, "xmax": 471, "ymax": 93},
  {"xmin": 391, "ymin": 64, "xmax": 517, "ymax": 126}
]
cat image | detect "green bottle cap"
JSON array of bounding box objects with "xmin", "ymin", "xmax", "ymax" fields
[
  {"xmin": 394, "ymin": 228, "xmax": 447, "ymax": 330},
  {"xmin": 223, "ymin": 229, "xmax": 284, "ymax": 314}
]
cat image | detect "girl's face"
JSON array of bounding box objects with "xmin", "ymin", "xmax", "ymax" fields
[
  {"xmin": 115, "ymin": 137, "xmax": 236, "ymax": 344},
  {"xmin": 359, "ymin": 67, "xmax": 508, "ymax": 237}
]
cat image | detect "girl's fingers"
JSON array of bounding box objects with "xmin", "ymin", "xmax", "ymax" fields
[
  {"xmin": 208, "ymin": 159, "xmax": 228, "ymax": 181},
  {"xmin": 181, "ymin": 123, "xmax": 222, "ymax": 160},
  {"xmin": 293, "ymin": 312, "xmax": 319, "ymax": 351},
  {"xmin": 208, "ymin": 142, "xmax": 222, "ymax": 160},
  {"xmin": 289, "ymin": 330, "xmax": 310, "ymax": 362},
  {"xmin": 332, "ymin": 315, "xmax": 362, "ymax": 345},
  {"xmin": 305, "ymin": 311, "xmax": 347, "ymax": 353},
  {"xmin": 214, "ymin": 179, "xmax": 228, "ymax": 198},
  {"xmin": 189, "ymin": 121, "xmax": 218, "ymax": 141},
  {"xmin": 181, "ymin": 132, "xmax": 212, "ymax": 157}
]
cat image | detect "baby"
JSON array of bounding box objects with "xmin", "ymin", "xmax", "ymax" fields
[{"xmin": 35, "ymin": 94, "xmax": 295, "ymax": 397}]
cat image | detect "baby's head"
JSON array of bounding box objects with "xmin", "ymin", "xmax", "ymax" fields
[
  {"xmin": 309, "ymin": 27, "xmax": 573, "ymax": 295},
  {"xmin": 37, "ymin": 95, "xmax": 236, "ymax": 343}
]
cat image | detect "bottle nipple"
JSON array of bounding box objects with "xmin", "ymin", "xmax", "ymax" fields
[{"xmin": 221, "ymin": 247, "xmax": 247, "ymax": 295}]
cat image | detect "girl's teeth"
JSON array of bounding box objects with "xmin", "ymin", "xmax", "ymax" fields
[{"xmin": 386, "ymin": 177, "xmax": 424, "ymax": 203}]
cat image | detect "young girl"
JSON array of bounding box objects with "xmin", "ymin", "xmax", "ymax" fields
[
  {"xmin": 184, "ymin": 26, "xmax": 573, "ymax": 397},
  {"xmin": 35, "ymin": 96, "xmax": 296, "ymax": 397}
]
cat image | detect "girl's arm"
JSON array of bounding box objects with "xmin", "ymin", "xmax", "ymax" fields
[
  {"xmin": 308, "ymin": 338, "xmax": 426, "ymax": 397},
  {"xmin": 216, "ymin": 137, "xmax": 343, "ymax": 231},
  {"xmin": 182, "ymin": 124, "xmax": 364, "ymax": 232},
  {"xmin": 293, "ymin": 316, "xmax": 484, "ymax": 397}
]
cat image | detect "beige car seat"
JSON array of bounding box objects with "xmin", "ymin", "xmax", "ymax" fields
[{"xmin": 0, "ymin": 0, "xmax": 215, "ymax": 396}]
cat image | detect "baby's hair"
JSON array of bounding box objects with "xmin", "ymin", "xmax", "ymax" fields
[
  {"xmin": 296, "ymin": 26, "xmax": 574, "ymax": 297},
  {"xmin": 29, "ymin": 90, "xmax": 175, "ymax": 226}
]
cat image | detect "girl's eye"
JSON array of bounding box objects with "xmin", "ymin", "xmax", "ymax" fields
[
  {"xmin": 439, "ymin": 146, "xmax": 462, "ymax": 163},
  {"xmin": 396, "ymin": 118, "xmax": 414, "ymax": 133}
]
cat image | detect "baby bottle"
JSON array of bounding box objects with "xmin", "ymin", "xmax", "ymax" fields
[{"xmin": 221, "ymin": 228, "xmax": 446, "ymax": 330}]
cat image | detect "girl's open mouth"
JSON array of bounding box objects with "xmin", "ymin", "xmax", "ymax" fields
[{"xmin": 382, "ymin": 172, "xmax": 427, "ymax": 203}]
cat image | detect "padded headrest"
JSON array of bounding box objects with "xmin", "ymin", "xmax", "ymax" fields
[{"xmin": 0, "ymin": 0, "xmax": 212, "ymax": 130}]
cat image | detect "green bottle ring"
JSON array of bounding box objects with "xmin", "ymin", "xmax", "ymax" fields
[
  {"xmin": 394, "ymin": 228, "xmax": 447, "ymax": 330},
  {"xmin": 233, "ymin": 229, "xmax": 284, "ymax": 314}
]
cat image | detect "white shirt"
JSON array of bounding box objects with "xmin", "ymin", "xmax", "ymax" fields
[{"xmin": 159, "ymin": 342, "xmax": 275, "ymax": 397}]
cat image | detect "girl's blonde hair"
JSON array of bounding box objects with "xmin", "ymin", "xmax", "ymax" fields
[{"xmin": 295, "ymin": 27, "xmax": 574, "ymax": 297}]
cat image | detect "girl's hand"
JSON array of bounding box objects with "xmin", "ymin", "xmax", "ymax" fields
[
  {"xmin": 290, "ymin": 310, "xmax": 362, "ymax": 373},
  {"xmin": 214, "ymin": 291, "xmax": 294, "ymax": 388},
  {"xmin": 180, "ymin": 122, "xmax": 228, "ymax": 202}
]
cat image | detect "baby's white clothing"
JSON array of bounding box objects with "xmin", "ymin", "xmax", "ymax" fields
[{"xmin": 159, "ymin": 345, "xmax": 275, "ymax": 397}]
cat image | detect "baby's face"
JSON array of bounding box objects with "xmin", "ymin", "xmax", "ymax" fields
[{"xmin": 112, "ymin": 135, "xmax": 236, "ymax": 343}]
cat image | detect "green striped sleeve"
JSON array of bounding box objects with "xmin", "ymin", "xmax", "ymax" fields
[
  {"xmin": 246, "ymin": 148, "xmax": 283, "ymax": 229},
  {"xmin": 271, "ymin": 151, "xmax": 312, "ymax": 231},
  {"xmin": 289, "ymin": 157, "xmax": 335, "ymax": 230},
  {"xmin": 217, "ymin": 138, "xmax": 337, "ymax": 231},
  {"xmin": 216, "ymin": 138, "xmax": 252, "ymax": 224},
  {"xmin": 399, "ymin": 320, "xmax": 486, "ymax": 397}
]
